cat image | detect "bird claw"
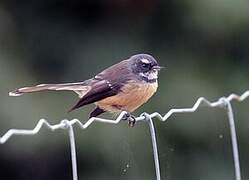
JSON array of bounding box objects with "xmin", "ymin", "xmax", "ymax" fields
[
  {"xmin": 122, "ymin": 112, "xmax": 136, "ymax": 127},
  {"xmin": 128, "ymin": 116, "xmax": 136, "ymax": 127}
]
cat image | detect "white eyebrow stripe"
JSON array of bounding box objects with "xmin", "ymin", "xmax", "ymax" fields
[{"xmin": 141, "ymin": 58, "xmax": 150, "ymax": 64}]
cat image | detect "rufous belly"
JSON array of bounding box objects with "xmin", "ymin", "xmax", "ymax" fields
[{"xmin": 96, "ymin": 81, "xmax": 158, "ymax": 112}]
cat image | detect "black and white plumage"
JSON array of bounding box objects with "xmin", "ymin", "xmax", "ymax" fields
[{"xmin": 9, "ymin": 54, "xmax": 162, "ymax": 118}]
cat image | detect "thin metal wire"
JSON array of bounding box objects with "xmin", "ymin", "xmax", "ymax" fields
[
  {"xmin": 144, "ymin": 113, "xmax": 161, "ymax": 180},
  {"xmin": 222, "ymin": 98, "xmax": 241, "ymax": 180},
  {"xmin": 64, "ymin": 121, "xmax": 78, "ymax": 180},
  {"xmin": 0, "ymin": 90, "xmax": 248, "ymax": 180}
]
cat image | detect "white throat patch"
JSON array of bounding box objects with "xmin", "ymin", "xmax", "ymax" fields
[{"xmin": 139, "ymin": 70, "xmax": 158, "ymax": 81}]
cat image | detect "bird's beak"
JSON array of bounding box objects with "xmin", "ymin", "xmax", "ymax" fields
[{"xmin": 152, "ymin": 66, "xmax": 164, "ymax": 70}]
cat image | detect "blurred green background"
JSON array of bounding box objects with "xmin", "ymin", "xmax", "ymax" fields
[{"xmin": 0, "ymin": 0, "xmax": 248, "ymax": 180}]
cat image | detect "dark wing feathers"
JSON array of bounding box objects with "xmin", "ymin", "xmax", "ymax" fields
[
  {"xmin": 69, "ymin": 80, "xmax": 122, "ymax": 111},
  {"xmin": 70, "ymin": 60, "xmax": 133, "ymax": 111}
]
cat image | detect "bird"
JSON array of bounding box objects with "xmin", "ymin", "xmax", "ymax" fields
[{"xmin": 9, "ymin": 54, "xmax": 162, "ymax": 126}]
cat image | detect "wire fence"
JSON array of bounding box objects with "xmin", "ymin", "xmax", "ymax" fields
[{"xmin": 1, "ymin": 90, "xmax": 249, "ymax": 180}]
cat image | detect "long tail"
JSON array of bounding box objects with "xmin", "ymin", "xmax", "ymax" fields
[{"xmin": 9, "ymin": 82, "xmax": 91, "ymax": 97}]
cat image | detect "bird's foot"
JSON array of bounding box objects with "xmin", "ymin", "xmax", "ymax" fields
[{"xmin": 122, "ymin": 112, "xmax": 136, "ymax": 127}]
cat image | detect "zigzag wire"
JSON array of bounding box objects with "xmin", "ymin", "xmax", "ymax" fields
[{"xmin": 0, "ymin": 90, "xmax": 248, "ymax": 144}]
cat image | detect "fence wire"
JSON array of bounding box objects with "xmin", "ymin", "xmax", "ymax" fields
[{"xmin": 0, "ymin": 90, "xmax": 249, "ymax": 180}]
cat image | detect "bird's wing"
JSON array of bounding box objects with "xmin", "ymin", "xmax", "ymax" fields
[
  {"xmin": 9, "ymin": 82, "xmax": 91, "ymax": 98},
  {"xmin": 70, "ymin": 60, "xmax": 133, "ymax": 111},
  {"xmin": 69, "ymin": 79, "xmax": 123, "ymax": 111}
]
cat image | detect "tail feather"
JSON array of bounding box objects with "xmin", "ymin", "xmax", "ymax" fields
[{"xmin": 9, "ymin": 82, "xmax": 91, "ymax": 98}]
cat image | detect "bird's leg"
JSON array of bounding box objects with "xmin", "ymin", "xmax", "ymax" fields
[
  {"xmin": 89, "ymin": 106, "xmax": 105, "ymax": 118},
  {"xmin": 122, "ymin": 112, "xmax": 136, "ymax": 127}
]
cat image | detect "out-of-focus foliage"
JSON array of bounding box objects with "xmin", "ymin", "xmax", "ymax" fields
[{"xmin": 0, "ymin": 0, "xmax": 248, "ymax": 180}]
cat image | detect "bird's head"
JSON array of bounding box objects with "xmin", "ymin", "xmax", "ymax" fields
[{"xmin": 129, "ymin": 54, "xmax": 163, "ymax": 82}]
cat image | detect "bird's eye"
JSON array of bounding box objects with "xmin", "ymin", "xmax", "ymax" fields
[{"xmin": 142, "ymin": 63, "xmax": 150, "ymax": 68}]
